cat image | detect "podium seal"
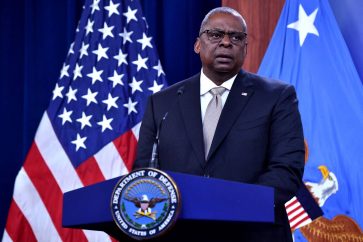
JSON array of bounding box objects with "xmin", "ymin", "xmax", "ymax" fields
[{"xmin": 111, "ymin": 168, "xmax": 181, "ymax": 240}]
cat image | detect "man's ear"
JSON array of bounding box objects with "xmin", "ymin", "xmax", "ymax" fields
[{"xmin": 194, "ymin": 38, "xmax": 201, "ymax": 54}]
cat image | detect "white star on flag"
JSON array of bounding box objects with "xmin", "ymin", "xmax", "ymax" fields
[
  {"xmin": 102, "ymin": 93, "xmax": 119, "ymax": 111},
  {"xmin": 68, "ymin": 42, "xmax": 75, "ymax": 55},
  {"xmin": 104, "ymin": 0, "xmax": 120, "ymax": 17},
  {"xmin": 92, "ymin": 43, "xmax": 109, "ymax": 61},
  {"xmin": 148, "ymin": 81, "xmax": 164, "ymax": 94},
  {"xmin": 119, "ymin": 28, "xmax": 133, "ymax": 44},
  {"xmin": 129, "ymin": 77, "xmax": 143, "ymax": 94},
  {"xmin": 287, "ymin": 4, "xmax": 319, "ymax": 46},
  {"xmin": 82, "ymin": 88, "xmax": 98, "ymax": 106},
  {"xmin": 153, "ymin": 60, "xmax": 165, "ymax": 77},
  {"xmin": 76, "ymin": 112, "xmax": 92, "ymax": 130},
  {"xmin": 52, "ymin": 83, "xmax": 64, "ymax": 100},
  {"xmin": 98, "ymin": 22, "xmax": 115, "ymax": 40},
  {"xmin": 108, "ymin": 70, "xmax": 124, "ymax": 87},
  {"xmin": 65, "ymin": 87, "xmax": 78, "ymax": 103},
  {"xmin": 60, "ymin": 63, "xmax": 70, "ymax": 79},
  {"xmin": 85, "ymin": 19, "xmax": 94, "ymax": 35},
  {"xmin": 90, "ymin": 0, "xmax": 100, "ymax": 14},
  {"xmin": 137, "ymin": 33, "xmax": 153, "ymax": 50},
  {"xmin": 58, "ymin": 107, "xmax": 73, "ymax": 125},
  {"xmin": 71, "ymin": 133, "xmax": 87, "ymax": 151},
  {"xmin": 87, "ymin": 67, "xmax": 103, "ymax": 84},
  {"xmin": 123, "ymin": 6, "xmax": 137, "ymax": 23},
  {"xmin": 132, "ymin": 54, "xmax": 148, "ymax": 71},
  {"xmin": 123, "ymin": 97, "xmax": 138, "ymax": 115},
  {"xmin": 73, "ymin": 63, "xmax": 83, "ymax": 80},
  {"xmin": 113, "ymin": 49, "xmax": 128, "ymax": 66},
  {"xmin": 79, "ymin": 42, "xmax": 89, "ymax": 58},
  {"xmin": 97, "ymin": 114, "xmax": 113, "ymax": 132}
]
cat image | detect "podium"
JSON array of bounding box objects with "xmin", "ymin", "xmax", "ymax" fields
[{"xmin": 63, "ymin": 171, "xmax": 274, "ymax": 240}]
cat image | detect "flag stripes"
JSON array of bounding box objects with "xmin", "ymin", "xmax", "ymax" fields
[
  {"xmin": 285, "ymin": 196, "xmax": 312, "ymax": 230},
  {"xmin": 4, "ymin": 200, "xmax": 37, "ymax": 242}
]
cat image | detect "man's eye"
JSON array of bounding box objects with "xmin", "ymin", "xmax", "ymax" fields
[
  {"xmin": 210, "ymin": 32, "xmax": 223, "ymax": 39},
  {"xmin": 230, "ymin": 34, "xmax": 243, "ymax": 41}
]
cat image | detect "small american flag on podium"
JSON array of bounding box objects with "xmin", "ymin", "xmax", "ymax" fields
[
  {"xmin": 3, "ymin": 0, "xmax": 167, "ymax": 241},
  {"xmin": 285, "ymin": 184, "xmax": 323, "ymax": 231}
]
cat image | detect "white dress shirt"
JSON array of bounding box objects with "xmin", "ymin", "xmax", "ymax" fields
[{"xmin": 200, "ymin": 69, "xmax": 237, "ymax": 122}]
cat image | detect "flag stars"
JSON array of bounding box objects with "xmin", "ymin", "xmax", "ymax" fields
[
  {"xmin": 119, "ymin": 28, "xmax": 133, "ymax": 44},
  {"xmin": 71, "ymin": 133, "xmax": 87, "ymax": 151},
  {"xmin": 114, "ymin": 49, "xmax": 128, "ymax": 66},
  {"xmin": 68, "ymin": 42, "xmax": 75, "ymax": 55},
  {"xmin": 97, "ymin": 115, "xmax": 113, "ymax": 132},
  {"xmin": 104, "ymin": 0, "xmax": 120, "ymax": 17},
  {"xmin": 137, "ymin": 33, "xmax": 153, "ymax": 50},
  {"xmin": 52, "ymin": 83, "xmax": 64, "ymax": 100},
  {"xmin": 123, "ymin": 6, "xmax": 138, "ymax": 24},
  {"xmin": 87, "ymin": 67, "xmax": 103, "ymax": 84},
  {"xmin": 148, "ymin": 81, "xmax": 164, "ymax": 94},
  {"xmin": 65, "ymin": 87, "xmax": 78, "ymax": 103},
  {"xmin": 129, "ymin": 77, "xmax": 143, "ymax": 94},
  {"xmin": 60, "ymin": 63, "xmax": 70, "ymax": 79},
  {"xmin": 108, "ymin": 70, "xmax": 124, "ymax": 87},
  {"xmin": 132, "ymin": 54, "xmax": 148, "ymax": 71},
  {"xmin": 90, "ymin": 0, "xmax": 100, "ymax": 14},
  {"xmin": 85, "ymin": 19, "xmax": 94, "ymax": 35},
  {"xmin": 80, "ymin": 42, "xmax": 89, "ymax": 59},
  {"xmin": 73, "ymin": 63, "xmax": 83, "ymax": 80},
  {"xmin": 92, "ymin": 43, "xmax": 109, "ymax": 61},
  {"xmin": 76, "ymin": 112, "xmax": 92, "ymax": 130},
  {"xmin": 102, "ymin": 93, "xmax": 119, "ymax": 111},
  {"xmin": 123, "ymin": 98, "xmax": 138, "ymax": 115},
  {"xmin": 58, "ymin": 107, "xmax": 73, "ymax": 125},
  {"xmin": 98, "ymin": 22, "xmax": 114, "ymax": 40},
  {"xmin": 82, "ymin": 88, "xmax": 98, "ymax": 106},
  {"xmin": 287, "ymin": 4, "xmax": 319, "ymax": 46},
  {"xmin": 153, "ymin": 60, "xmax": 165, "ymax": 77}
]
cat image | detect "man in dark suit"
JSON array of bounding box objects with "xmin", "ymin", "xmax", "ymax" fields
[{"xmin": 134, "ymin": 6, "xmax": 305, "ymax": 242}]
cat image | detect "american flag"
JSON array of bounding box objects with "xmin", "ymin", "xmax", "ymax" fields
[
  {"xmin": 3, "ymin": 0, "xmax": 167, "ymax": 241},
  {"xmin": 285, "ymin": 184, "xmax": 323, "ymax": 231}
]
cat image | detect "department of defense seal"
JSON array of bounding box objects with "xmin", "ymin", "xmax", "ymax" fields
[{"xmin": 111, "ymin": 168, "xmax": 181, "ymax": 240}]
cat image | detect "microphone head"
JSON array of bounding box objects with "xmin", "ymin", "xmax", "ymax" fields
[{"xmin": 177, "ymin": 86, "xmax": 184, "ymax": 96}]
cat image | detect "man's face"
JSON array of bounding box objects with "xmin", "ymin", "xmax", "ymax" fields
[{"xmin": 194, "ymin": 13, "xmax": 247, "ymax": 77}]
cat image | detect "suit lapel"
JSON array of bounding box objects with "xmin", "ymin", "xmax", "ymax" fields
[
  {"xmin": 207, "ymin": 71, "xmax": 255, "ymax": 160},
  {"xmin": 178, "ymin": 74, "xmax": 206, "ymax": 165}
]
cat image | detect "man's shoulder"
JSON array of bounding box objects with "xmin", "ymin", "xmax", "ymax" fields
[
  {"xmin": 152, "ymin": 73, "xmax": 200, "ymax": 99},
  {"xmin": 240, "ymin": 71, "xmax": 292, "ymax": 92}
]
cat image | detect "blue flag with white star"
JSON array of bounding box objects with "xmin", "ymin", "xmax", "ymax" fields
[{"xmin": 258, "ymin": 0, "xmax": 363, "ymax": 240}]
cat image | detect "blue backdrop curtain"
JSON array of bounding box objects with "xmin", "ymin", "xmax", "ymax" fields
[{"xmin": 0, "ymin": 0, "xmax": 220, "ymax": 236}]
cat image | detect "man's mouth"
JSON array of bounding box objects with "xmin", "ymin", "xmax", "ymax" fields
[{"xmin": 215, "ymin": 54, "xmax": 233, "ymax": 62}]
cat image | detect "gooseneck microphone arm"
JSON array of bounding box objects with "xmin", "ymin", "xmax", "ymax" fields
[
  {"xmin": 149, "ymin": 112, "xmax": 168, "ymax": 169},
  {"xmin": 148, "ymin": 85, "xmax": 184, "ymax": 169}
]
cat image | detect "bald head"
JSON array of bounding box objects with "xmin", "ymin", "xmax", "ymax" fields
[{"xmin": 199, "ymin": 7, "xmax": 247, "ymax": 35}]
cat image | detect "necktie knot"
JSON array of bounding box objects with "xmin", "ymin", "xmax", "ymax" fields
[{"xmin": 210, "ymin": 87, "xmax": 226, "ymax": 96}]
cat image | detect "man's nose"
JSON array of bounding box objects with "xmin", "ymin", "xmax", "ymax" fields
[{"xmin": 220, "ymin": 34, "xmax": 232, "ymax": 46}]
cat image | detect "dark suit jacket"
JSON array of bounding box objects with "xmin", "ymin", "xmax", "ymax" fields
[{"xmin": 134, "ymin": 70, "xmax": 305, "ymax": 242}]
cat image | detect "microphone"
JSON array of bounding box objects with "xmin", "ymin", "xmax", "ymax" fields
[
  {"xmin": 149, "ymin": 112, "xmax": 168, "ymax": 169},
  {"xmin": 149, "ymin": 85, "xmax": 184, "ymax": 168}
]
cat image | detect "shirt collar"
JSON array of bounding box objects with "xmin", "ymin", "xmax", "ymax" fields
[{"xmin": 200, "ymin": 69, "xmax": 237, "ymax": 96}]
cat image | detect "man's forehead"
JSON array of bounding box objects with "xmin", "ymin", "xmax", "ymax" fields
[{"xmin": 205, "ymin": 13, "xmax": 245, "ymax": 31}]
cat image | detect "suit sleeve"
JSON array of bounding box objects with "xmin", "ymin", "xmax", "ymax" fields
[
  {"xmin": 256, "ymin": 84, "xmax": 305, "ymax": 205},
  {"xmin": 133, "ymin": 96, "xmax": 157, "ymax": 169}
]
